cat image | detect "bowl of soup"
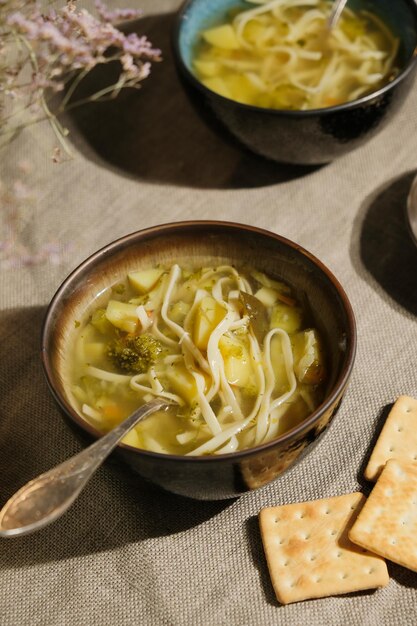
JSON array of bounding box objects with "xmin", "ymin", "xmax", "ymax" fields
[
  {"xmin": 42, "ymin": 221, "xmax": 356, "ymax": 500},
  {"xmin": 173, "ymin": 0, "xmax": 417, "ymax": 164}
]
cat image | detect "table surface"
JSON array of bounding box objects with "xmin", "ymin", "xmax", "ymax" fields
[{"xmin": 1, "ymin": 1, "xmax": 417, "ymax": 624}]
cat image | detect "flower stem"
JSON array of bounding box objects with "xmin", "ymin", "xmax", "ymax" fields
[{"xmin": 15, "ymin": 33, "xmax": 73, "ymax": 157}]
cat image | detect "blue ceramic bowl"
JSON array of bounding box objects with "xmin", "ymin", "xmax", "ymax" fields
[{"xmin": 173, "ymin": 0, "xmax": 417, "ymax": 164}]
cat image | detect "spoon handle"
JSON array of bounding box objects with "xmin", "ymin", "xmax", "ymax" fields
[
  {"xmin": 327, "ymin": 0, "xmax": 349, "ymax": 29},
  {"xmin": 0, "ymin": 398, "xmax": 168, "ymax": 538}
]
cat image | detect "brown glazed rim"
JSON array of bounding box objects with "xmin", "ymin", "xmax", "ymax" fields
[{"xmin": 41, "ymin": 220, "xmax": 357, "ymax": 463}]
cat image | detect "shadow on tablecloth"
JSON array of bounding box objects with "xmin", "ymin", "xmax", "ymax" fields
[
  {"xmin": 350, "ymin": 170, "xmax": 417, "ymax": 316},
  {"xmin": 245, "ymin": 516, "xmax": 278, "ymax": 607},
  {"xmin": 63, "ymin": 12, "xmax": 322, "ymax": 190},
  {"xmin": 0, "ymin": 307, "xmax": 232, "ymax": 567}
]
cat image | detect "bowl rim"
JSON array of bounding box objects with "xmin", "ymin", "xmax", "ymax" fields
[
  {"xmin": 172, "ymin": 0, "xmax": 417, "ymax": 117},
  {"xmin": 41, "ymin": 220, "xmax": 357, "ymax": 463}
]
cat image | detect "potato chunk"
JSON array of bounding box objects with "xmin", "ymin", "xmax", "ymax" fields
[
  {"xmin": 105, "ymin": 300, "xmax": 138, "ymax": 333},
  {"xmin": 219, "ymin": 335, "xmax": 251, "ymax": 387},
  {"xmin": 254, "ymin": 286, "xmax": 280, "ymax": 308},
  {"xmin": 193, "ymin": 59, "xmax": 221, "ymax": 77},
  {"xmin": 169, "ymin": 300, "xmax": 191, "ymax": 325},
  {"xmin": 227, "ymin": 74, "xmax": 258, "ymax": 105},
  {"xmin": 270, "ymin": 302, "xmax": 303, "ymax": 334},
  {"xmin": 128, "ymin": 269, "xmax": 164, "ymax": 294},
  {"xmin": 165, "ymin": 364, "xmax": 198, "ymax": 405},
  {"xmin": 201, "ymin": 77, "xmax": 232, "ymax": 99},
  {"xmin": 193, "ymin": 296, "xmax": 226, "ymax": 350},
  {"xmin": 202, "ymin": 24, "xmax": 240, "ymax": 50}
]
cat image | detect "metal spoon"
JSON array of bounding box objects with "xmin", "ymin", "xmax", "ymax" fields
[
  {"xmin": 0, "ymin": 398, "xmax": 170, "ymax": 538},
  {"xmin": 406, "ymin": 174, "xmax": 417, "ymax": 247},
  {"xmin": 327, "ymin": 0, "xmax": 349, "ymax": 30}
]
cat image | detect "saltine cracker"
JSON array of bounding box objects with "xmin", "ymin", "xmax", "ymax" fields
[
  {"xmin": 350, "ymin": 460, "xmax": 417, "ymax": 573},
  {"xmin": 259, "ymin": 493, "xmax": 389, "ymax": 604},
  {"xmin": 365, "ymin": 396, "xmax": 417, "ymax": 481}
]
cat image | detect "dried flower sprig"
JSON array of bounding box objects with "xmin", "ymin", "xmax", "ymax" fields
[
  {"xmin": 0, "ymin": 1, "xmax": 161, "ymax": 270},
  {"xmin": 1, "ymin": 0, "xmax": 161, "ymax": 152}
]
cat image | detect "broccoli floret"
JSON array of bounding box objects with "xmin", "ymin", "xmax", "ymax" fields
[{"xmin": 108, "ymin": 333, "xmax": 163, "ymax": 373}]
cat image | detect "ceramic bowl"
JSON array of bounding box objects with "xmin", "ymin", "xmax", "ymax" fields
[
  {"xmin": 41, "ymin": 222, "xmax": 356, "ymax": 500},
  {"xmin": 173, "ymin": 0, "xmax": 417, "ymax": 164}
]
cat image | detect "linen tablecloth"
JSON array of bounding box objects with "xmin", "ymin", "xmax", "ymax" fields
[{"xmin": 1, "ymin": 1, "xmax": 417, "ymax": 623}]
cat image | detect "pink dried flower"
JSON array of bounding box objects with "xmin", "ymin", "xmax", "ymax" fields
[
  {"xmin": 94, "ymin": 0, "xmax": 142, "ymax": 24},
  {"xmin": 1, "ymin": 0, "xmax": 161, "ymax": 153}
]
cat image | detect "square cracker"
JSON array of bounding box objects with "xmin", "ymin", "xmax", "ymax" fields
[
  {"xmin": 365, "ymin": 395, "xmax": 417, "ymax": 481},
  {"xmin": 350, "ymin": 460, "xmax": 417, "ymax": 573},
  {"xmin": 259, "ymin": 493, "xmax": 389, "ymax": 604}
]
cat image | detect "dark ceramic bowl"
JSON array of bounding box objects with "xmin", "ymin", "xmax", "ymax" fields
[
  {"xmin": 173, "ymin": 0, "xmax": 417, "ymax": 164},
  {"xmin": 42, "ymin": 222, "xmax": 356, "ymax": 500}
]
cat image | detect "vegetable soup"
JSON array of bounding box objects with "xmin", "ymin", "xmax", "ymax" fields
[
  {"xmin": 71, "ymin": 264, "xmax": 327, "ymax": 455},
  {"xmin": 192, "ymin": 0, "xmax": 400, "ymax": 110}
]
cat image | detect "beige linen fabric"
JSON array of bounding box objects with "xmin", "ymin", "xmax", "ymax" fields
[{"xmin": 1, "ymin": 1, "xmax": 417, "ymax": 624}]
